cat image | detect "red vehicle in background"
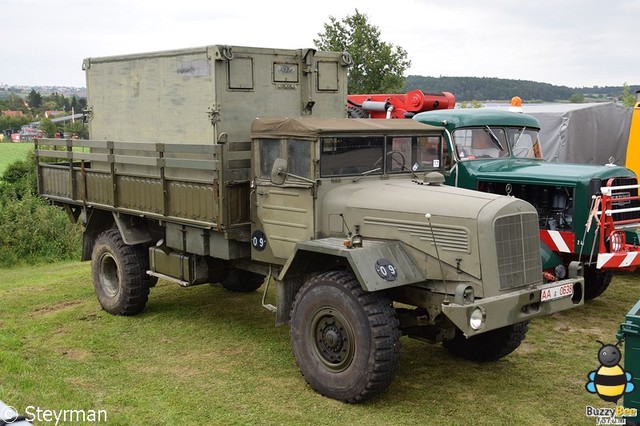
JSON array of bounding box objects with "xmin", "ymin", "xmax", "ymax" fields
[{"xmin": 347, "ymin": 89, "xmax": 455, "ymax": 119}]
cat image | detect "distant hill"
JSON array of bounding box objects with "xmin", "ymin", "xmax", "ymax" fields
[
  {"xmin": 0, "ymin": 85, "xmax": 86, "ymax": 100},
  {"xmin": 1, "ymin": 79, "xmax": 637, "ymax": 105},
  {"xmin": 403, "ymin": 75, "xmax": 638, "ymax": 103}
]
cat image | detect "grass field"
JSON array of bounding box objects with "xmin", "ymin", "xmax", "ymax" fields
[
  {"xmin": 1, "ymin": 263, "xmax": 639, "ymax": 425},
  {"xmin": 0, "ymin": 142, "xmax": 33, "ymax": 175}
]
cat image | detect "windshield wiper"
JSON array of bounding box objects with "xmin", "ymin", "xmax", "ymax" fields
[
  {"xmin": 513, "ymin": 127, "xmax": 526, "ymax": 148},
  {"xmin": 484, "ymin": 126, "xmax": 505, "ymax": 151},
  {"xmin": 352, "ymin": 167, "xmax": 381, "ymax": 182}
]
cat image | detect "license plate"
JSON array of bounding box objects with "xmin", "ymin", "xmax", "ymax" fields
[{"xmin": 541, "ymin": 283, "xmax": 574, "ymax": 302}]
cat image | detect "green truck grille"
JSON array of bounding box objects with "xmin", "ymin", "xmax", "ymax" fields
[{"xmin": 495, "ymin": 213, "xmax": 541, "ymax": 290}]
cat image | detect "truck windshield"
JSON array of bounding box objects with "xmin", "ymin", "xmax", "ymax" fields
[
  {"xmin": 453, "ymin": 127, "xmax": 543, "ymax": 160},
  {"xmin": 506, "ymin": 127, "xmax": 543, "ymax": 159},
  {"xmin": 453, "ymin": 128, "xmax": 508, "ymax": 160},
  {"xmin": 320, "ymin": 135, "xmax": 441, "ymax": 177}
]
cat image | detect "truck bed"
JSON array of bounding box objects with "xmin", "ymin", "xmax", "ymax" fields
[{"xmin": 36, "ymin": 138, "xmax": 250, "ymax": 231}]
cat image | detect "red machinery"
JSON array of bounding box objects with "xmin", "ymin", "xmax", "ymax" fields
[{"xmin": 347, "ymin": 89, "xmax": 455, "ymax": 119}]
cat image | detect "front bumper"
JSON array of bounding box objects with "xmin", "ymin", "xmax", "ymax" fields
[
  {"xmin": 441, "ymin": 274, "xmax": 584, "ymax": 338},
  {"xmin": 596, "ymin": 228, "xmax": 640, "ymax": 270}
]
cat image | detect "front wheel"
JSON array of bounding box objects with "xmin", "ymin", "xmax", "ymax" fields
[
  {"xmin": 583, "ymin": 266, "xmax": 612, "ymax": 301},
  {"xmin": 91, "ymin": 229, "xmax": 150, "ymax": 315},
  {"xmin": 443, "ymin": 321, "xmax": 529, "ymax": 362},
  {"xmin": 290, "ymin": 271, "xmax": 400, "ymax": 403}
]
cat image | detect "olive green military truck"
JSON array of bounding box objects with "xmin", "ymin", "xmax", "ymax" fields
[{"xmin": 36, "ymin": 45, "xmax": 584, "ymax": 403}]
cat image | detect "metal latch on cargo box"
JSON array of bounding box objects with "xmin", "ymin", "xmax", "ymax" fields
[{"xmin": 208, "ymin": 105, "xmax": 221, "ymax": 125}]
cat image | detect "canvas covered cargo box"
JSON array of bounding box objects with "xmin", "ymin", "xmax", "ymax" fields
[
  {"xmin": 76, "ymin": 45, "xmax": 350, "ymax": 232},
  {"xmin": 83, "ymin": 45, "xmax": 351, "ymax": 181}
]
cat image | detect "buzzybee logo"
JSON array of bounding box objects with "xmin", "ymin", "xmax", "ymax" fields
[{"xmin": 585, "ymin": 341, "xmax": 635, "ymax": 403}]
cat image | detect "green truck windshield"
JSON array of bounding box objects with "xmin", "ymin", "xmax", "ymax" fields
[{"xmin": 453, "ymin": 127, "xmax": 543, "ymax": 160}]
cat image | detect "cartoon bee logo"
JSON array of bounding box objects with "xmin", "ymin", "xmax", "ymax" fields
[{"xmin": 586, "ymin": 340, "xmax": 635, "ymax": 403}]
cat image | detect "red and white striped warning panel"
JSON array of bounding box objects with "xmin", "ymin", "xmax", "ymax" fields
[
  {"xmin": 596, "ymin": 251, "xmax": 640, "ymax": 269},
  {"xmin": 539, "ymin": 230, "xmax": 575, "ymax": 254}
]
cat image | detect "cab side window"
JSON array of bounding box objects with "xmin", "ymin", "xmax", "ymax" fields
[
  {"xmin": 257, "ymin": 138, "xmax": 313, "ymax": 180},
  {"xmin": 259, "ymin": 139, "xmax": 281, "ymax": 178},
  {"xmin": 288, "ymin": 139, "xmax": 311, "ymax": 178}
]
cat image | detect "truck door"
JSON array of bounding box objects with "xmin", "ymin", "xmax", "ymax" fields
[{"xmin": 251, "ymin": 138, "xmax": 315, "ymax": 264}]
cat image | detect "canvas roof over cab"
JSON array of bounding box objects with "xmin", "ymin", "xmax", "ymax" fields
[{"xmin": 251, "ymin": 117, "xmax": 444, "ymax": 140}]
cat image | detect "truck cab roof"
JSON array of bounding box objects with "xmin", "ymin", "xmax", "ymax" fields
[
  {"xmin": 251, "ymin": 117, "xmax": 444, "ymax": 139},
  {"xmin": 414, "ymin": 108, "xmax": 540, "ymax": 131}
]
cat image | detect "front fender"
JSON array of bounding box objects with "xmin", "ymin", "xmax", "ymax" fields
[{"xmin": 279, "ymin": 237, "xmax": 426, "ymax": 292}]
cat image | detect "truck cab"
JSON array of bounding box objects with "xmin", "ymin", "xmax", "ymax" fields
[{"xmin": 414, "ymin": 108, "xmax": 640, "ymax": 300}]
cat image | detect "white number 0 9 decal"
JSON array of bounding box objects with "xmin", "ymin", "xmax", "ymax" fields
[{"xmin": 375, "ymin": 258, "xmax": 398, "ymax": 282}]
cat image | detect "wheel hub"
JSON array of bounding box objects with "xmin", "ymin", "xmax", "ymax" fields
[
  {"xmin": 320, "ymin": 323, "xmax": 345, "ymax": 355},
  {"xmin": 99, "ymin": 253, "xmax": 120, "ymax": 297},
  {"xmin": 312, "ymin": 309, "xmax": 354, "ymax": 371}
]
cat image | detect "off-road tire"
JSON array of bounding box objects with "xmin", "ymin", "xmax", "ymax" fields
[
  {"xmin": 91, "ymin": 229, "xmax": 150, "ymax": 315},
  {"xmin": 583, "ymin": 266, "xmax": 612, "ymax": 301},
  {"xmin": 220, "ymin": 269, "xmax": 264, "ymax": 292},
  {"xmin": 290, "ymin": 270, "xmax": 401, "ymax": 403},
  {"xmin": 443, "ymin": 321, "xmax": 529, "ymax": 362}
]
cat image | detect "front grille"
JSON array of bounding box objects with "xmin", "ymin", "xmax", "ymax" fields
[
  {"xmin": 604, "ymin": 177, "xmax": 640, "ymax": 223},
  {"xmin": 495, "ymin": 213, "xmax": 541, "ymax": 290}
]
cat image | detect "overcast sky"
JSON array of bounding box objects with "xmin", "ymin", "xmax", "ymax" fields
[{"xmin": 1, "ymin": 0, "xmax": 639, "ymax": 89}]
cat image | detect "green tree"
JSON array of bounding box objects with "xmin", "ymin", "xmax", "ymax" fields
[
  {"xmin": 27, "ymin": 89, "xmax": 43, "ymax": 109},
  {"xmin": 4, "ymin": 93, "xmax": 27, "ymax": 112},
  {"xmin": 459, "ymin": 100, "xmax": 483, "ymax": 109},
  {"xmin": 39, "ymin": 117, "xmax": 58, "ymax": 138},
  {"xmin": 314, "ymin": 9, "xmax": 411, "ymax": 94},
  {"xmin": 622, "ymin": 82, "xmax": 637, "ymax": 107},
  {"xmin": 569, "ymin": 92, "xmax": 585, "ymax": 103},
  {"xmin": 63, "ymin": 120, "xmax": 88, "ymax": 139},
  {"xmin": 42, "ymin": 92, "xmax": 70, "ymax": 111},
  {"xmin": 0, "ymin": 115, "xmax": 30, "ymax": 133}
]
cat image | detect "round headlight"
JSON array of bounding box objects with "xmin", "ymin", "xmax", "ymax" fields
[
  {"xmin": 470, "ymin": 307, "xmax": 485, "ymax": 331},
  {"xmin": 554, "ymin": 264, "xmax": 567, "ymax": 280}
]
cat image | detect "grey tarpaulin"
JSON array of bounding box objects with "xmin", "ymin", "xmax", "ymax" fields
[{"xmin": 523, "ymin": 103, "xmax": 632, "ymax": 166}]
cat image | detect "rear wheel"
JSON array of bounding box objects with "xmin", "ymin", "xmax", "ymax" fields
[
  {"xmin": 443, "ymin": 321, "xmax": 529, "ymax": 362},
  {"xmin": 290, "ymin": 270, "xmax": 400, "ymax": 402},
  {"xmin": 91, "ymin": 229, "xmax": 150, "ymax": 315},
  {"xmin": 583, "ymin": 266, "xmax": 612, "ymax": 301}
]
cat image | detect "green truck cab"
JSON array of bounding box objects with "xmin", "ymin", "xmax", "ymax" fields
[
  {"xmin": 36, "ymin": 46, "xmax": 584, "ymax": 403},
  {"xmin": 414, "ymin": 108, "xmax": 640, "ymax": 300}
]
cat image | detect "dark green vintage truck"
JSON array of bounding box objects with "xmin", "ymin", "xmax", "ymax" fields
[{"xmin": 414, "ymin": 108, "xmax": 640, "ymax": 300}]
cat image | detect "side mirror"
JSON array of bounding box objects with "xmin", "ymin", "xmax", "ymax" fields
[{"xmin": 271, "ymin": 158, "xmax": 288, "ymax": 185}]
